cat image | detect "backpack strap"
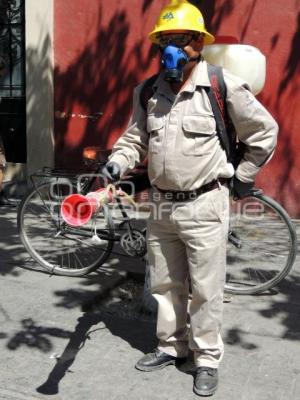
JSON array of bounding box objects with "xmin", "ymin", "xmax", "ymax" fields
[
  {"xmin": 206, "ymin": 64, "xmax": 236, "ymax": 162},
  {"xmin": 139, "ymin": 74, "xmax": 159, "ymax": 112}
]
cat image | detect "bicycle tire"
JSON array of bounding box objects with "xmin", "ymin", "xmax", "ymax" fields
[
  {"xmin": 225, "ymin": 191, "xmax": 297, "ymax": 295},
  {"xmin": 18, "ymin": 180, "xmax": 115, "ymax": 276}
]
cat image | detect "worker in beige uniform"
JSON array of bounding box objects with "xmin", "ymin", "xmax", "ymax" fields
[{"xmin": 102, "ymin": 1, "xmax": 278, "ymax": 396}]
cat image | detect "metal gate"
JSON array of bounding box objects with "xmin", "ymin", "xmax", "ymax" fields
[{"xmin": 0, "ymin": 0, "xmax": 26, "ymax": 163}]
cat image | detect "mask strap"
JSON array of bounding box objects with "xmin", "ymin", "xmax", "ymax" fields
[{"xmin": 189, "ymin": 55, "xmax": 202, "ymax": 62}]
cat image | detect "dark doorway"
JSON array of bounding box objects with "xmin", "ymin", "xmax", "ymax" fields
[{"xmin": 0, "ymin": 0, "xmax": 26, "ymax": 163}]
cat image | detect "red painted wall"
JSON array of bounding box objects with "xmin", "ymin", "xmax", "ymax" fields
[
  {"xmin": 54, "ymin": 0, "xmax": 163, "ymax": 165},
  {"xmin": 54, "ymin": 0, "xmax": 300, "ymax": 216}
]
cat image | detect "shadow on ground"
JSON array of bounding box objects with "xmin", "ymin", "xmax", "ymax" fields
[
  {"xmin": 259, "ymin": 275, "xmax": 300, "ymax": 341},
  {"xmin": 34, "ymin": 309, "xmax": 156, "ymax": 395}
]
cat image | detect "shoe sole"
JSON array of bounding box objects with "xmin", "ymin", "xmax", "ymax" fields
[
  {"xmin": 135, "ymin": 359, "xmax": 176, "ymax": 372},
  {"xmin": 135, "ymin": 357, "xmax": 187, "ymax": 372},
  {"xmin": 193, "ymin": 385, "xmax": 217, "ymax": 397}
]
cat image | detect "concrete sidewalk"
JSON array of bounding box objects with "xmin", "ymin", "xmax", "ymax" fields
[{"xmin": 0, "ymin": 205, "xmax": 300, "ymax": 400}]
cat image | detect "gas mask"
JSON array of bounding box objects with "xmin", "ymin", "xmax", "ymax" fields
[{"xmin": 161, "ymin": 44, "xmax": 189, "ymax": 83}]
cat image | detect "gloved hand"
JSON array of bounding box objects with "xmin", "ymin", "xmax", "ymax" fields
[
  {"xmin": 101, "ymin": 161, "xmax": 121, "ymax": 181},
  {"xmin": 232, "ymin": 176, "xmax": 254, "ymax": 199}
]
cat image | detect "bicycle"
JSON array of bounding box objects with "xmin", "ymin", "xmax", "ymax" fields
[{"xmin": 17, "ymin": 148, "xmax": 297, "ymax": 295}]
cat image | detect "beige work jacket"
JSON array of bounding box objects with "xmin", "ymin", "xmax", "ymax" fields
[{"xmin": 109, "ymin": 60, "xmax": 278, "ymax": 191}]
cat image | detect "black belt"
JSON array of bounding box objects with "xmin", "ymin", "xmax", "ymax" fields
[{"xmin": 155, "ymin": 178, "xmax": 228, "ymax": 202}]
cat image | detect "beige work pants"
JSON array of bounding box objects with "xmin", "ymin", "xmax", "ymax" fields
[{"xmin": 147, "ymin": 185, "xmax": 229, "ymax": 368}]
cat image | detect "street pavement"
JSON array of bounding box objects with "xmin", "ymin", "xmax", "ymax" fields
[{"xmin": 0, "ymin": 204, "xmax": 300, "ymax": 400}]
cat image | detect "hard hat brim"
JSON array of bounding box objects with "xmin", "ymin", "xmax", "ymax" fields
[{"xmin": 149, "ymin": 28, "xmax": 215, "ymax": 46}]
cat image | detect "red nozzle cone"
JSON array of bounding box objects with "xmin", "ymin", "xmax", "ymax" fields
[{"xmin": 60, "ymin": 194, "xmax": 98, "ymax": 227}]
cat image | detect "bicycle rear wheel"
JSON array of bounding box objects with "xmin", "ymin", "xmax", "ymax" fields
[
  {"xmin": 18, "ymin": 180, "xmax": 114, "ymax": 276},
  {"xmin": 225, "ymin": 192, "xmax": 297, "ymax": 294}
]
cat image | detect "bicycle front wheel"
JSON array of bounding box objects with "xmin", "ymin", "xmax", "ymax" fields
[
  {"xmin": 18, "ymin": 180, "xmax": 114, "ymax": 276},
  {"xmin": 225, "ymin": 192, "xmax": 297, "ymax": 295}
]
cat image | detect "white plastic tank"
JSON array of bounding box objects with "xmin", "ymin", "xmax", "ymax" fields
[{"xmin": 202, "ymin": 44, "xmax": 266, "ymax": 95}]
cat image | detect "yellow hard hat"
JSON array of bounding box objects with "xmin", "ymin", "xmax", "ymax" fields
[{"xmin": 149, "ymin": 0, "xmax": 215, "ymax": 45}]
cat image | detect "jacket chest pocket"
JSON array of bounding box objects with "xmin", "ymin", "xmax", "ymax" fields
[
  {"xmin": 182, "ymin": 115, "xmax": 216, "ymax": 156},
  {"xmin": 147, "ymin": 114, "xmax": 165, "ymax": 154}
]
